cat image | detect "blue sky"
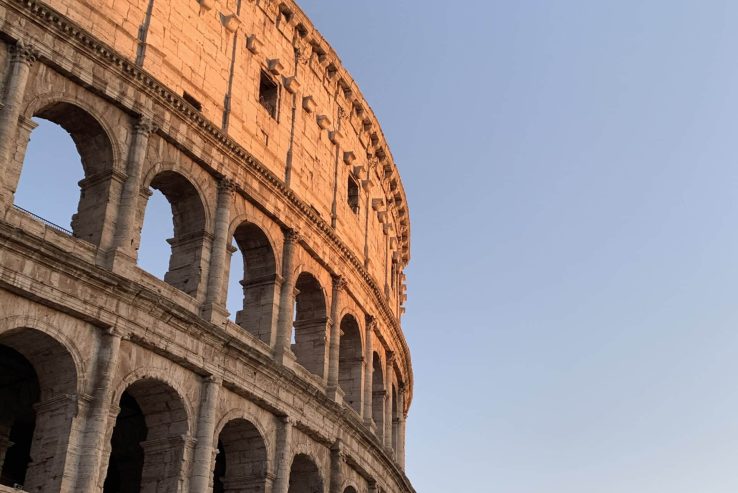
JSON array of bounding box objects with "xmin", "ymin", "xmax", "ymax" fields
[{"xmin": 14, "ymin": 1, "xmax": 738, "ymax": 492}]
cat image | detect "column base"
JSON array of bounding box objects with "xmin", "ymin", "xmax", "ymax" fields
[
  {"xmin": 326, "ymin": 385, "xmax": 345, "ymax": 406},
  {"xmin": 106, "ymin": 247, "xmax": 137, "ymax": 274},
  {"xmin": 200, "ymin": 302, "xmax": 230, "ymax": 325}
]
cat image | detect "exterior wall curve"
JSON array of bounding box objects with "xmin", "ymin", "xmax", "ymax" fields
[{"xmin": 0, "ymin": 0, "xmax": 415, "ymax": 492}]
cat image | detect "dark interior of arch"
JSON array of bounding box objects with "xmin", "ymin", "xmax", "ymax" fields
[
  {"xmin": 0, "ymin": 344, "xmax": 39, "ymax": 487},
  {"xmin": 292, "ymin": 272, "xmax": 327, "ymax": 376},
  {"xmin": 28, "ymin": 102, "xmax": 114, "ymax": 245},
  {"xmin": 103, "ymin": 391, "xmax": 146, "ymax": 493},
  {"xmin": 213, "ymin": 419, "xmax": 268, "ymax": 493},
  {"xmin": 232, "ymin": 222, "xmax": 277, "ymax": 342},
  {"xmin": 338, "ymin": 314, "xmax": 362, "ymax": 413},
  {"xmin": 104, "ymin": 379, "xmax": 188, "ymax": 493},
  {"xmin": 343, "ymin": 487, "xmax": 358, "ymax": 493},
  {"xmin": 147, "ymin": 171, "xmax": 207, "ymax": 297},
  {"xmin": 287, "ymin": 454, "xmax": 323, "ymax": 493},
  {"xmin": 372, "ymin": 352, "xmax": 384, "ymax": 437}
]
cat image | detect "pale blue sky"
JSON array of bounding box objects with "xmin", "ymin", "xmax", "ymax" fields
[{"xmin": 14, "ymin": 1, "xmax": 738, "ymax": 492}]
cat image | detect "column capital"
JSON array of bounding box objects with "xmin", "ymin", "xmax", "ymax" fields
[
  {"xmin": 385, "ymin": 351, "xmax": 395, "ymax": 365},
  {"xmin": 331, "ymin": 274, "xmax": 347, "ymax": 292},
  {"xmin": 365, "ymin": 314, "xmax": 377, "ymax": 331},
  {"xmin": 10, "ymin": 40, "xmax": 39, "ymax": 66},
  {"xmin": 133, "ymin": 116, "xmax": 157, "ymax": 136},
  {"xmin": 217, "ymin": 176, "xmax": 237, "ymax": 194},
  {"xmin": 283, "ymin": 227, "xmax": 302, "ymax": 244},
  {"xmin": 280, "ymin": 415, "xmax": 296, "ymax": 427}
]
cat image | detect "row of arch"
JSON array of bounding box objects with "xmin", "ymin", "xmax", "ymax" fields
[
  {"xmin": 7, "ymin": 99, "xmax": 406, "ymax": 437},
  {"xmin": 0, "ymin": 325, "xmax": 385, "ymax": 492}
]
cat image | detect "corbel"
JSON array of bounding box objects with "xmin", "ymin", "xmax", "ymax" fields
[
  {"xmin": 246, "ymin": 35, "xmax": 263, "ymax": 54},
  {"xmin": 302, "ymin": 95, "xmax": 316, "ymax": 113},
  {"xmin": 316, "ymin": 114, "xmax": 331, "ymax": 129},
  {"xmin": 283, "ymin": 76, "xmax": 300, "ymax": 94},
  {"xmin": 267, "ymin": 58, "xmax": 284, "ymax": 75}
]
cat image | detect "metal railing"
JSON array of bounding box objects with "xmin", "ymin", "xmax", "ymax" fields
[{"xmin": 13, "ymin": 204, "xmax": 73, "ymax": 236}]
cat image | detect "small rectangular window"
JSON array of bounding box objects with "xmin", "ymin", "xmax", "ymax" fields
[
  {"xmin": 259, "ymin": 71, "xmax": 279, "ymax": 119},
  {"xmin": 182, "ymin": 91, "xmax": 202, "ymax": 112},
  {"xmin": 347, "ymin": 176, "xmax": 360, "ymax": 214}
]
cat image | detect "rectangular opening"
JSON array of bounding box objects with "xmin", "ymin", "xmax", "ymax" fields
[
  {"xmin": 348, "ymin": 176, "xmax": 360, "ymax": 214},
  {"xmin": 182, "ymin": 91, "xmax": 202, "ymax": 112},
  {"xmin": 259, "ymin": 71, "xmax": 279, "ymax": 120}
]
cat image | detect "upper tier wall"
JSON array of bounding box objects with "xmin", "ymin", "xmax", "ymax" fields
[{"xmin": 46, "ymin": 0, "xmax": 410, "ymax": 304}]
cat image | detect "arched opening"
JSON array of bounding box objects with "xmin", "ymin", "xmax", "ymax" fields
[
  {"xmin": 138, "ymin": 171, "xmax": 207, "ymax": 298},
  {"xmin": 212, "ymin": 419, "xmax": 268, "ymax": 493},
  {"xmin": 372, "ymin": 352, "xmax": 385, "ymax": 440},
  {"xmin": 338, "ymin": 314, "xmax": 362, "ymax": 413},
  {"xmin": 104, "ymin": 378, "xmax": 189, "ymax": 493},
  {"xmin": 391, "ymin": 383, "xmax": 399, "ymax": 455},
  {"xmin": 0, "ymin": 328, "xmax": 78, "ymax": 492},
  {"xmin": 12, "ymin": 102, "xmax": 115, "ymax": 245},
  {"xmin": 287, "ymin": 454, "xmax": 323, "ymax": 493},
  {"xmin": 292, "ymin": 272, "xmax": 328, "ymax": 377},
  {"xmin": 343, "ymin": 487, "xmax": 358, "ymax": 493},
  {"xmin": 227, "ymin": 222, "xmax": 278, "ymax": 344}
]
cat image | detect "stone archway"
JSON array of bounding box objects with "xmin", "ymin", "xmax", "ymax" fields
[
  {"xmin": 103, "ymin": 378, "xmax": 189, "ymax": 493},
  {"xmin": 0, "ymin": 327, "xmax": 79, "ymax": 492},
  {"xmin": 213, "ymin": 418, "xmax": 269, "ymax": 493},
  {"xmin": 287, "ymin": 454, "xmax": 323, "ymax": 493}
]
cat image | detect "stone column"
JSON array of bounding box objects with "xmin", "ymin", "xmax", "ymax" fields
[
  {"xmin": 326, "ymin": 275, "xmax": 346, "ymax": 395},
  {"xmin": 384, "ymin": 353, "xmax": 394, "ymax": 449},
  {"xmin": 71, "ymin": 329, "xmax": 122, "ymax": 493},
  {"xmin": 274, "ymin": 228, "xmax": 300, "ymax": 364},
  {"xmin": 271, "ymin": 416, "xmax": 294, "ymax": 493},
  {"xmin": 202, "ymin": 178, "xmax": 235, "ymax": 322},
  {"xmin": 397, "ymin": 387, "xmax": 407, "ymax": 469},
  {"xmin": 368, "ymin": 480, "xmax": 379, "ymax": 493},
  {"xmin": 363, "ymin": 316, "xmax": 375, "ymax": 425},
  {"xmin": 110, "ymin": 117, "xmax": 156, "ymax": 261},
  {"xmin": 190, "ymin": 376, "xmax": 222, "ymax": 492},
  {"xmin": 329, "ymin": 440, "xmax": 345, "ymax": 493},
  {"xmin": 0, "ymin": 40, "xmax": 37, "ymax": 208},
  {"xmin": 25, "ymin": 394, "xmax": 79, "ymax": 492}
]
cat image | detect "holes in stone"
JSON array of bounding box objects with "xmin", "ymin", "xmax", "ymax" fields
[
  {"xmin": 183, "ymin": 91, "xmax": 203, "ymax": 112},
  {"xmin": 259, "ymin": 71, "xmax": 279, "ymax": 120},
  {"xmin": 348, "ymin": 176, "xmax": 360, "ymax": 214}
]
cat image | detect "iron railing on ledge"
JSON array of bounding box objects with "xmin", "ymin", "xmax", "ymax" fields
[{"xmin": 13, "ymin": 204, "xmax": 73, "ymax": 236}]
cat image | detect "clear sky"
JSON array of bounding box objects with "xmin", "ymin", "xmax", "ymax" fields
[{"xmin": 13, "ymin": 1, "xmax": 738, "ymax": 492}]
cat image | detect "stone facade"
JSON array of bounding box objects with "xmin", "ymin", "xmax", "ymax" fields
[{"xmin": 0, "ymin": 0, "xmax": 413, "ymax": 492}]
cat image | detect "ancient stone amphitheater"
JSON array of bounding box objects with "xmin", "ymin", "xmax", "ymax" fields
[{"xmin": 0, "ymin": 0, "xmax": 414, "ymax": 492}]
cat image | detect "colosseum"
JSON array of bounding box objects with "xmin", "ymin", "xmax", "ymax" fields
[{"xmin": 0, "ymin": 0, "xmax": 414, "ymax": 492}]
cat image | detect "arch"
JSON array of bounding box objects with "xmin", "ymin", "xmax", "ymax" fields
[
  {"xmin": 104, "ymin": 377, "xmax": 190, "ymax": 493},
  {"xmin": 213, "ymin": 418, "xmax": 269, "ymax": 493},
  {"xmin": 343, "ymin": 487, "xmax": 358, "ymax": 493},
  {"xmin": 229, "ymin": 220, "xmax": 279, "ymax": 344},
  {"xmin": 292, "ymin": 271, "xmax": 328, "ymax": 378},
  {"xmin": 13, "ymin": 99, "xmax": 118, "ymax": 246},
  {"xmin": 391, "ymin": 382, "xmax": 399, "ymax": 454},
  {"xmin": 372, "ymin": 352, "xmax": 385, "ymax": 441},
  {"xmin": 338, "ymin": 313, "xmax": 363, "ymax": 413},
  {"xmin": 287, "ymin": 453, "xmax": 324, "ymax": 493},
  {"xmin": 0, "ymin": 327, "xmax": 80, "ymax": 491},
  {"xmin": 138, "ymin": 168, "xmax": 209, "ymax": 298}
]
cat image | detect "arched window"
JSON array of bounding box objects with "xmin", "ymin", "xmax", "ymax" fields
[
  {"xmin": 213, "ymin": 419, "xmax": 268, "ymax": 493},
  {"xmin": 0, "ymin": 328, "xmax": 78, "ymax": 492},
  {"xmin": 12, "ymin": 102, "xmax": 115, "ymax": 245},
  {"xmin": 372, "ymin": 352, "xmax": 385, "ymax": 440},
  {"xmin": 338, "ymin": 314, "xmax": 363, "ymax": 413},
  {"xmin": 292, "ymin": 272, "xmax": 328, "ymax": 377},
  {"xmin": 138, "ymin": 171, "xmax": 207, "ymax": 298},
  {"xmin": 287, "ymin": 454, "xmax": 323, "ymax": 493},
  {"xmin": 226, "ymin": 222, "xmax": 278, "ymax": 344},
  {"xmin": 104, "ymin": 378, "xmax": 189, "ymax": 493},
  {"xmin": 391, "ymin": 383, "xmax": 399, "ymax": 455}
]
